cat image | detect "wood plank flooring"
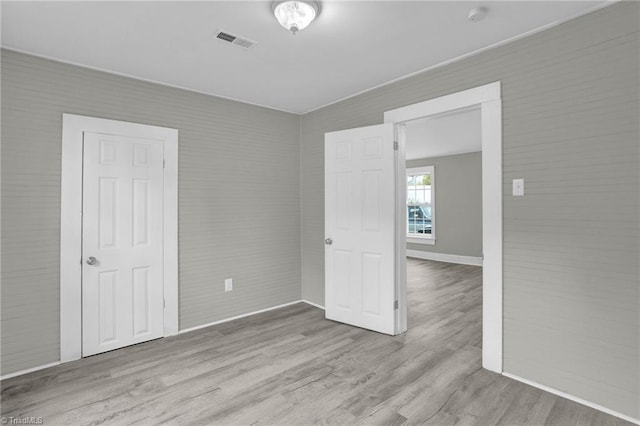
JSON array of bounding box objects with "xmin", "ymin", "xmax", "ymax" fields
[{"xmin": 1, "ymin": 258, "xmax": 632, "ymax": 425}]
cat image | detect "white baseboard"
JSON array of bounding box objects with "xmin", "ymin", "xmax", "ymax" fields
[
  {"xmin": 302, "ymin": 299, "xmax": 325, "ymax": 310},
  {"xmin": 1, "ymin": 361, "xmax": 61, "ymax": 381},
  {"xmin": 502, "ymin": 372, "xmax": 640, "ymax": 425},
  {"xmin": 178, "ymin": 300, "xmax": 304, "ymax": 335},
  {"xmin": 406, "ymin": 249, "xmax": 483, "ymax": 266}
]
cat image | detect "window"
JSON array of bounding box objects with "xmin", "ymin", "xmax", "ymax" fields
[{"xmin": 407, "ymin": 166, "xmax": 434, "ymax": 244}]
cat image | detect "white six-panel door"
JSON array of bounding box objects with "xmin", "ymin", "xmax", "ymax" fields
[
  {"xmin": 82, "ymin": 132, "xmax": 165, "ymax": 356},
  {"xmin": 324, "ymin": 123, "xmax": 397, "ymax": 335}
]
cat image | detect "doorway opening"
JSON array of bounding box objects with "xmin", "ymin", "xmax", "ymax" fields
[
  {"xmin": 403, "ymin": 106, "xmax": 484, "ymax": 370},
  {"xmin": 385, "ymin": 82, "xmax": 503, "ymax": 373}
]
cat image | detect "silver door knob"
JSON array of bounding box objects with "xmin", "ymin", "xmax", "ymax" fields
[
  {"xmin": 325, "ymin": 238, "xmax": 333, "ymax": 245},
  {"xmin": 86, "ymin": 256, "xmax": 97, "ymax": 266}
]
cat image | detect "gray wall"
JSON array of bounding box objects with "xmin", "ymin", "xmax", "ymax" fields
[
  {"xmin": 1, "ymin": 49, "xmax": 301, "ymax": 376},
  {"xmin": 407, "ymin": 152, "xmax": 482, "ymax": 258},
  {"xmin": 300, "ymin": 3, "xmax": 639, "ymax": 419}
]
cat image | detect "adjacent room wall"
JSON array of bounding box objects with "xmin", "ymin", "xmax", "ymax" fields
[
  {"xmin": 1, "ymin": 49, "xmax": 302, "ymax": 376},
  {"xmin": 300, "ymin": 3, "xmax": 639, "ymax": 419},
  {"xmin": 406, "ymin": 152, "xmax": 482, "ymax": 258}
]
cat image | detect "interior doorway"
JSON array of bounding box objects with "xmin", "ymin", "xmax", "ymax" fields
[
  {"xmin": 402, "ymin": 106, "xmax": 484, "ymax": 370},
  {"xmin": 60, "ymin": 114, "xmax": 180, "ymax": 363},
  {"xmin": 403, "ymin": 106, "xmax": 482, "ymax": 264},
  {"xmin": 385, "ymin": 82, "xmax": 503, "ymax": 373}
]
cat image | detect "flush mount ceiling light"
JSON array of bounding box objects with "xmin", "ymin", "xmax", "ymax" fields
[{"xmin": 272, "ymin": 0, "xmax": 320, "ymax": 35}]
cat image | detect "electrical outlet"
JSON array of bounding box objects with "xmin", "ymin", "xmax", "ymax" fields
[
  {"xmin": 224, "ymin": 278, "xmax": 233, "ymax": 292},
  {"xmin": 512, "ymin": 179, "xmax": 524, "ymax": 196}
]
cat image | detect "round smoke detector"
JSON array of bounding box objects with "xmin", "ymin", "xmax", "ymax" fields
[{"xmin": 468, "ymin": 7, "xmax": 488, "ymax": 23}]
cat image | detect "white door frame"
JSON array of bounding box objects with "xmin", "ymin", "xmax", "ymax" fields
[
  {"xmin": 60, "ymin": 114, "xmax": 179, "ymax": 363},
  {"xmin": 384, "ymin": 81, "xmax": 503, "ymax": 373}
]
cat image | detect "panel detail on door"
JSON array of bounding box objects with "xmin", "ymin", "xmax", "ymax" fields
[
  {"xmin": 132, "ymin": 267, "xmax": 150, "ymax": 336},
  {"xmin": 83, "ymin": 132, "xmax": 165, "ymax": 357},
  {"xmin": 362, "ymin": 253, "xmax": 382, "ymax": 316},
  {"xmin": 335, "ymin": 141, "xmax": 352, "ymax": 161},
  {"xmin": 361, "ymin": 170, "xmax": 382, "ymax": 232},
  {"xmin": 133, "ymin": 143, "xmax": 151, "ymax": 167},
  {"xmin": 99, "ymin": 140, "xmax": 118, "ymax": 165},
  {"xmin": 362, "ymin": 137, "xmax": 382, "ymax": 160},
  {"xmin": 333, "ymin": 250, "xmax": 352, "ymax": 310},
  {"xmin": 98, "ymin": 270, "xmax": 118, "ymax": 345},
  {"xmin": 99, "ymin": 178, "xmax": 118, "ymax": 249},
  {"xmin": 335, "ymin": 173, "xmax": 352, "ymax": 230},
  {"xmin": 132, "ymin": 179, "xmax": 151, "ymax": 247},
  {"xmin": 325, "ymin": 123, "xmax": 396, "ymax": 335}
]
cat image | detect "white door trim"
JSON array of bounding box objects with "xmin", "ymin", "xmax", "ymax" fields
[
  {"xmin": 60, "ymin": 114, "xmax": 179, "ymax": 363},
  {"xmin": 384, "ymin": 81, "xmax": 503, "ymax": 373}
]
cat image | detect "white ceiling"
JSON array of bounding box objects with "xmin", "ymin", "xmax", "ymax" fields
[
  {"xmin": 1, "ymin": 1, "xmax": 606, "ymax": 114},
  {"xmin": 405, "ymin": 106, "xmax": 481, "ymax": 160}
]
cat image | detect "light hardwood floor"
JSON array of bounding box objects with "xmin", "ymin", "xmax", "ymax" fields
[{"xmin": 1, "ymin": 258, "xmax": 632, "ymax": 425}]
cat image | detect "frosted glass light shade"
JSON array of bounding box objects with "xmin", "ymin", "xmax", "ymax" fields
[{"xmin": 272, "ymin": 1, "xmax": 319, "ymax": 34}]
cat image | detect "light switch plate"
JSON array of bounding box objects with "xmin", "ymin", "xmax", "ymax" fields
[
  {"xmin": 512, "ymin": 179, "xmax": 524, "ymax": 196},
  {"xmin": 224, "ymin": 278, "xmax": 233, "ymax": 292}
]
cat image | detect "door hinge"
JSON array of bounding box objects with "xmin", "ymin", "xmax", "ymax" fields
[
  {"xmin": 393, "ymin": 141, "xmax": 399, "ymax": 151},
  {"xmin": 163, "ymin": 159, "xmax": 166, "ymax": 168},
  {"xmin": 164, "ymin": 299, "xmax": 166, "ymax": 308},
  {"xmin": 394, "ymin": 300, "xmax": 399, "ymax": 310}
]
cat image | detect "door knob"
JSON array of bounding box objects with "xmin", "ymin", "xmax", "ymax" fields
[
  {"xmin": 325, "ymin": 238, "xmax": 333, "ymax": 245},
  {"xmin": 86, "ymin": 256, "xmax": 97, "ymax": 266}
]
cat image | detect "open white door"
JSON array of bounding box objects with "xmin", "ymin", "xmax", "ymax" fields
[{"xmin": 325, "ymin": 123, "xmax": 397, "ymax": 335}]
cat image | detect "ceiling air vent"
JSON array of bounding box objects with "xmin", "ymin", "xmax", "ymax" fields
[{"xmin": 215, "ymin": 30, "xmax": 256, "ymax": 49}]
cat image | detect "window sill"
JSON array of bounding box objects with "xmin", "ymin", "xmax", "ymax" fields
[{"xmin": 407, "ymin": 236, "xmax": 435, "ymax": 245}]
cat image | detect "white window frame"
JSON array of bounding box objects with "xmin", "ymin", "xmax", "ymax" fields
[
  {"xmin": 60, "ymin": 114, "xmax": 179, "ymax": 363},
  {"xmin": 406, "ymin": 165, "xmax": 435, "ymax": 245}
]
